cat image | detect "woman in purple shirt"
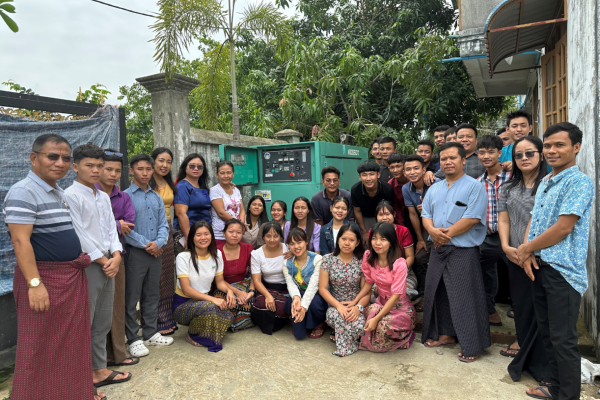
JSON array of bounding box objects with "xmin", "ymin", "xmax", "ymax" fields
[{"xmin": 283, "ymin": 197, "xmax": 320, "ymax": 254}]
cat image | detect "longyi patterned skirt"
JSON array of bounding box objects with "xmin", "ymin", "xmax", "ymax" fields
[
  {"xmin": 212, "ymin": 277, "xmax": 255, "ymax": 332},
  {"xmin": 360, "ymin": 294, "xmax": 417, "ymax": 353},
  {"xmin": 157, "ymin": 224, "xmax": 177, "ymax": 332},
  {"xmin": 173, "ymin": 294, "xmax": 234, "ymax": 352}
]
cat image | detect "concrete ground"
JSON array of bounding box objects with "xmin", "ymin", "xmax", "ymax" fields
[
  {"xmin": 95, "ymin": 325, "xmax": 564, "ymax": 400},
  {"xmin": 1, "ymin": 303, "xmax": 598, "ymax": 399}
]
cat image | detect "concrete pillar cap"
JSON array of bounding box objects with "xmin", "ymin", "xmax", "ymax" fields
[
  {"xmin": 136, "ymin": 73, "xmax": 199, "ymax": 94},
  {"xmin": 274, "ymin": 129, "xmax": 303, "ymax": 143}
]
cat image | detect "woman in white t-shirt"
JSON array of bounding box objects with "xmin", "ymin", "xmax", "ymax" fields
[
  {"xmin": 173, "ymin": 220, "xmax": 237, "ymax": 351},
  {"xmin": 250, "ymin": 221, "xmax": 290, "ymax": 335},
  {"xmin": 210, "ymin": 160, "xmax": 245, "ymax": 245}
]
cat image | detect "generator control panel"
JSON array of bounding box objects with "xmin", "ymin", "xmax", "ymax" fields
[{"xmin": 262, "ymin": 148, "xmax": 312, "ymax": 183}]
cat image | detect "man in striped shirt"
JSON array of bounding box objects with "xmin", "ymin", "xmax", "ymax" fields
[
  {"xmin": 4, "ymin": 134, "xmax": 98, "ymax": 400},
  {"xmin": 477, "ymin": 135, "xmax": 511, "ymax": 327}
]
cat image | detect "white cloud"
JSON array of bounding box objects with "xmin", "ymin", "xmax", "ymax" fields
[{"xmin": 1, "ymin": 0, "xmax": 298, "ymax": 105}]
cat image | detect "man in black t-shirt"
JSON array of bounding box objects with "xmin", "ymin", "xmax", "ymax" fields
[{"xmin": 351, "ymin": 161, "xmax": 395, "ymax": 240}]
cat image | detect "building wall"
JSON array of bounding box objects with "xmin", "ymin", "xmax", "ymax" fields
[
  {"xmin": 459, "ymin": 0, "xmax": 503, "ymax": 30},
  {"xmin": 568, "ymin": 0, "xmax": 600, "ymax": 356}
]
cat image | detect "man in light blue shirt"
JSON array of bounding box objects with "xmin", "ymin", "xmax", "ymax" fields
[
  {"xmin": 517, "ymin": 122, "xmax": 594, "ymax": 400},
  {"xmin": 123, "ymin": 154, "xmax": 172, "ymax": 358},
  {"xmin": 420, "ymin": 142, "xmax": 490, "ymax": 363}
]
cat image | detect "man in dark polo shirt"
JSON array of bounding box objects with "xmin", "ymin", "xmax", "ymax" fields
[
  {"xmin": 351, "ymin": 161, "xmax": 395, "ymax": 240},
  {"xmin": 377, "ymin": 136, "xmax": 396, "ymax": 182},
  {"xmin": 311, "ymin": 166, "xmax": 354, "ymax": 226},
  {"xmin": 5, "ymin": 134, "xmax": 97, "ymax": 400}
]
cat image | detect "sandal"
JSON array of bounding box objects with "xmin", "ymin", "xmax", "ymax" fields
[
  {"xmin": 415, "ymin": 303, "xmax": 424, "ymax": 312},
  {"xmin": 507, "ymin": 307, "xmax": 515, "ymax": 319},
  {"xmin": 94, "ymin": 388, "xmax": 107, "ymax": 400},
  {"xmin": 93, "ymin": 370, "xmax": 132, "ymax": 388},
  {"xmin": 500, "ymin": 342, "xmax": 520, "ymax": 358},
  {"xmin": 457, "ymin": 353, "xmax": 478, "ymax": 363},
  {"xmin": 309, "ymin": 325, "xmax": 325, "ymax": 339},
  {"xmin": 107, "ymin": 357, "xmax": 140, "ymax": 367},
  {"xmin": 526, "ymin": 386, "xmax": 553, "ymax": 399},
  {"xmin": 423, "ymin": 338, "xmax": 456, "ymax": 348}
]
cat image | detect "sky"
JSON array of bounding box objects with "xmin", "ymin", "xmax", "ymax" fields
[{"xmin": 1, "ymin": 0, "xmax": 298, "ymax": 106}]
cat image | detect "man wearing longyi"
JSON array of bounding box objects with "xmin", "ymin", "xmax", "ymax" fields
[
  {"xmin": 419, "ymin": 142, "xmax": 491, "ymax": 363},
  {"xmin": 4, "ymin": 134, "xmax": 100, "ymax": 400}
]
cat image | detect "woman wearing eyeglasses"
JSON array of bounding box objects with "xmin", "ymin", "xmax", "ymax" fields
[
  {"xmin": 173, "ymin": 153, "xmax": 212, "ymax": 255},
  {"xmin": 498, "ymin": 136, "xmax": 550, "ymax": 385}
]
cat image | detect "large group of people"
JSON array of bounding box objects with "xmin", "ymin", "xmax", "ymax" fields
[{"xmin": 4, "ymin": 109, "xmax": 595, "ymax": 400}]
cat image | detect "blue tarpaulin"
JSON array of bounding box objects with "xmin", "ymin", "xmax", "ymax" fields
[{"xmin": 0, "ymin": 106, "xmax": 120, "ymax": 296}]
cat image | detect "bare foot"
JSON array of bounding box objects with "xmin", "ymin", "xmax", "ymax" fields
[
  {"xmin": 525, "ymin": 387, "xmax": 552, "ymax": 399},
  {"xmin": 159, "ymin": 328, "xmax": 174, "ymax": 335},
  {"xmin": 186, "ymin": 335, "xmax": 204, "ymax": 347},
  {"xmin": 94, "ymin": 388, "xmax": 106, "ymax": 400}
]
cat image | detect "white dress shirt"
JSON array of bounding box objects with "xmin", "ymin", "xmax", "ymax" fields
[{"xmin": 64, "ymin": 181, "xmax": 122, "ymax": 260}]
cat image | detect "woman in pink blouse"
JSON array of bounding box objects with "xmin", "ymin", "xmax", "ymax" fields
[{"xmin": 350, "ymin": 222, "xmax": 417, "ymax": 352}]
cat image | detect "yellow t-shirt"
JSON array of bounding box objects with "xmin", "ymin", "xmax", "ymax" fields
[{"xmin": 156, "ymin": 184, "xmax": 174, "ymax": 221}]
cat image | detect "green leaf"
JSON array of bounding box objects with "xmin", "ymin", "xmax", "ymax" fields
[
  {"xmin": 0, "ymin": 10, "xmax": 18, "ymax": 32},
  {"xmin": 0, "ymin": 4, "xmax": 15, "ymax": 12}
]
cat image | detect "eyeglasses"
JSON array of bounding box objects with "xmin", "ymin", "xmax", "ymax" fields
[
  {"xmin": 35, "ymin": 152, "xmax": 73, "ymax": 163},
  {"xmin": 188, "ymin": 164, "xmax": 204, "ymax": 170},
  {"xmin": 324, "ymin": 179, "xmax": 339, "ymax": 184},
  {"xmin": 105, "ymin": 151, "xmax": 123, "ymax": 157},
  {"xmin": 514, "ymin": 151, "xmax": 540, "ymax": 160}
]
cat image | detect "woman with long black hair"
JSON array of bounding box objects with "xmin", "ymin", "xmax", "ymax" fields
[
  {"xmin": 242, "ymin": 195, "xmax": 270, "ymax": 248},
  {"xmin": 319, "ymin": 223, "xmax": 369, "ymax": 356},
  {"xmin": 149, "ymin": 148, "xmax": 179, "ymax": 335},
  {"xmin": 498, "ymin": 136, "xmax": 550, "ymax": 384},
  {"xmin": 351, "ymin": 222, "xmax": 417, "ymax": 352},
  {"xmin": 173, "ymin": 221, "xmax": 236, "ymax": 352},
  {"xmin": 173, "ymin": 153, "xmax": 212, "ymax": 255},
  {"xmin": 283, "ymin": 196, "xmax": 320, "ymax": 253},
  {"xmin": 256, "ymin": 200, "xmax": 287, "ymax": 247}
]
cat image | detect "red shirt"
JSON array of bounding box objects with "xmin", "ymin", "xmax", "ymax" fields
[
  {"xmin": 217, "ymin": 241, "xmax": 253, "ymax": 284},
  {"xmin": 389, "ymin": 177, "xmax": 409, "ymax": 226}
]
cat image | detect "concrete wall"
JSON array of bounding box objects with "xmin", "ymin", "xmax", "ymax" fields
[
  {"xmin": 568, "ymin": 0, "xmax": 600, "ymax": 356},
  {"xmin": 189, "ymin": 128, "xmax": 285, "ymax": 207},
  {"xmin": 460, "ymin": 0, "xmax": 502, "ymax": 30}
]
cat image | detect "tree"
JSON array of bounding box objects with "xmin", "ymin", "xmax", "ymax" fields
[
  {"xmin": 151, "ymin": 0, "xmax": 292, "ymax": 145},
  {"xmin": 117, "ymin": 83, "xmax": 154, "ymax": 156},
  {"xmin": 0, "ymin": 0, "xmax": 17, "ymax": 32}
]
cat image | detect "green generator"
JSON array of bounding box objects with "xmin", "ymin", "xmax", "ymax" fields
[{"xmin": 218, "ymin": 141, "xmax": 368, "ymax": 219}]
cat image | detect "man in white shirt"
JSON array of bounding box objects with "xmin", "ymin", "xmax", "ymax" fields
[{"xmin": 64, "ymin": 143, "xmax": 130, "ymax": 389}]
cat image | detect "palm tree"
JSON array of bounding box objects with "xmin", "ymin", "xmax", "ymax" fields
[{"xmin": 151, "ymin": 0, "xmax": 291, "ymax": 145}]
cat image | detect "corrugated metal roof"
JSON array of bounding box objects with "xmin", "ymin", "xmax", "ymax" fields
[{"xmin": 484, "ymin": 0, "xmax": 564, "ymax": 77}]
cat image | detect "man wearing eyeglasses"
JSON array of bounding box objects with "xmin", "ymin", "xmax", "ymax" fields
[
  {"xmin": 311, "ymin": 166, "xmax": 354, "ymax": 226},
  {"xmin": 4, "ymin": 134, "xmax": 98, "ymax": 399}
]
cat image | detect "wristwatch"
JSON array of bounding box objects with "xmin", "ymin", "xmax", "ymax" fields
[
  {"xmin": 27, "ymin": 277, "xmax": 42, "ymax": 288},
  {"xmin": 357, "ymin": 304, "xmax": 364, "ymax": 312}
]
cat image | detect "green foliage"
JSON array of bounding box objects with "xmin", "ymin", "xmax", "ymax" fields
[
  {"xmin": 75, "ymin": 84, "xmax": 110, "ymax": 105},
  {"xmin": 2, "ymin": 79, "xmax": 36, "ymax": 95},
  {"xmin": 117, "ymin": 83, "xmax": 154, "ymax": 156},
  {"xmin": 0, "ymin": 0, "xmax": 18, "ymax": 32}
]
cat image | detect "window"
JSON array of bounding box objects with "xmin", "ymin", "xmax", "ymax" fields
[{"xmin": 541, "ymin": 32, "xmax": 568, "ymax": 131}]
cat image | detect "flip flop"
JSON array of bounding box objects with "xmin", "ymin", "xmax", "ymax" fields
[
  {"xmin": 457, "ymin": 353, "xmax": 478, "ymax": 363},
  {"xmin": 423, "ymin": 339, "xmax": 456, "ymax": 348},
  {"xmin": 160, "ymin": 326, "xmax": 178, "ymax": 336},
  {"xmin": 93, "ymin": 370, "xmax": 132, "ymax": 388},
  {"xmin": 526, "ymin": 386, "xmax": 553, "ymax": 399},
  {"xmin": 94, "ymin": 387, "xmax": 107, "ymax": 400},
  {"xmin": 107, "ymin": 357, "xmax": 140, "ymax": 367},
  {"xmin": 507, "ymin": 308, "xmax": 515, "ymax": 319},
  {"xmin": 500, "ymin": 343, "xmax": 519, "ymax": 358},
  {"xmin": 309, "ymin": 325, "xmax": 325, "ymax": 339}
]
